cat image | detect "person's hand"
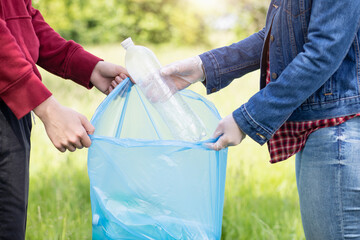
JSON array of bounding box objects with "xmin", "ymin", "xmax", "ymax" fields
[
  {"xmin": 207, "ymin": 114, "xmax": 246, "ymax": 151},
  {"xmin": 33, "ymin": 96, "xmax": 95, "ymax": 152},
  {"xmin": 160, "ymin": 55, "xmax": 205, "ymax": 91},
  {"xmin": 90, "ymin": 61, "xmax": 129, "ymax": 94}
]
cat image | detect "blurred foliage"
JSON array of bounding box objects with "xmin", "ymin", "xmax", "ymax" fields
[
  {"xmin": 226, "ymin": 0, "xmax": 268, "ymax": 39},
  {"xmin": 32, "ymin": 0, "xmax": 208, "ymax": 45},
  {"xmin": 32, "ymin": 0, "xmax": 267, "ymax": 46}
]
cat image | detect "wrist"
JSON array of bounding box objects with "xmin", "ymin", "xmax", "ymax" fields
[
  {"xmin": 90, "ymin": 61, "xmax": 102, "ymax": 85},
  {"xmin": 195, "ymin": 55, "xmax": 205, "ymax": 83},
  {"xmin": 200, "ymin": 62, "xmax": 206, "ymax": 82},
  {"xmin": 33, "ymin": 96, "xmax": 59, "ymax": 120}
]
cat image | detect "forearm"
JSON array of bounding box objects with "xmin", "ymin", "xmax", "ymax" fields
[
  {"xmin": 33, "ymin": 96, "xmax": 59, "ymax": 121},
  {"xmin": 200, "ymin": 28, "xmax": 265, "ymax": 94},
  {"xmin": 30, "ymin": 6, "xmax": 102, "ymax": 89}
]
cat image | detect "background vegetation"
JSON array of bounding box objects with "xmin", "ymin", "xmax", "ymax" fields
[
  {"xmin": 32, "ymin": 0, "xmax": 267, "ymax": 46},
  {"xmin": 27, "ymin": 0, "xmax": 305, "ymax": 239}
]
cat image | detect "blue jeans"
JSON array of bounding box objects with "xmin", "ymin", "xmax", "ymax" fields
[{"xmin": 296, "ymin": 116, "xmax": 360, "ymax": 239}]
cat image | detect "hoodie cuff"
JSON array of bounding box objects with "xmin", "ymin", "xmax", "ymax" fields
[{"xmin": 0, "ymin": 71, "xmax": 52, "ymax": 119}]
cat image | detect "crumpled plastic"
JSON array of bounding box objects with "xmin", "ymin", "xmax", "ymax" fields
[{"xmin": 88, "ymin": 78, "xmax": 228, "ymax": 239}]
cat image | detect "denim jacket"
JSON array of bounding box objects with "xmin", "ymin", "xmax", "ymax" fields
[{"xmin": 199, "ymin": 0, "xmax": 360, "ymax": 145}]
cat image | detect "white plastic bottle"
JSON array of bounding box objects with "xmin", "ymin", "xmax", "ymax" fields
[{"xmin": 121, "ymin": 37, "xmax": 207, "ymax": 142}]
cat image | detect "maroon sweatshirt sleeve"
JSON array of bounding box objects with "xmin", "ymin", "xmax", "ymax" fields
[
  {"xmin": 29, "ymin": 6, "xmax": 102, "ymax": 89},
  {"xmin": 0, "ymin": 18, "xmax": 52, "ymax": 119}
]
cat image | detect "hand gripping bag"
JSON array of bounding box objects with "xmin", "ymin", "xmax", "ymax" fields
[{"xmin": 88, "ymin": 78, "xmax": 228, "ymax": 240}]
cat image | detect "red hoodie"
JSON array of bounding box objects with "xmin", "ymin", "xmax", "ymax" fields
[{"xmin": 0, "ymin": 0, "xmax": 102, "ymax": 119}]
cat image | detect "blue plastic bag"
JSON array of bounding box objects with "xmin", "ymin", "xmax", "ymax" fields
[{"xmin": 88, "ymin": 78, "xmax": 228, "ymax": 239}]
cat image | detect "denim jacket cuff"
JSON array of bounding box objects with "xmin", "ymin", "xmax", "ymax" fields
[
  {"xmin": 233, "ymin": 104, "xmax": 272, "ymax": 145},
  {"xmin": 199, "ymin": 52, "xmax": 221, "ymax": 94}
]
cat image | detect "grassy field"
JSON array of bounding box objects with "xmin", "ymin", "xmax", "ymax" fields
[{"xmin": 26, "ymin": 43, "xmax": 305, "ymax": 239}]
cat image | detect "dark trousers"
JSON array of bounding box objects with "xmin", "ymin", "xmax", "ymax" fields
[{"xmin": 0, "ymin": 101, "xmax": 32, "ymax": 240}]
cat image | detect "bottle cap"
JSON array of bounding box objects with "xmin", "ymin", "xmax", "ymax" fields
[{"xmin": 121, "ymin": 37, "xmax": 135, "ymax": 50}]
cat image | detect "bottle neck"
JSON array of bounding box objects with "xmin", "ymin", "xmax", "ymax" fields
[
  {"xmin": 124, "ymin": 42, "xmax": 135, "ymax": 49},
  {"xmin": 121, "ymin": 37, "xmax": 135, "ymax": 50}
]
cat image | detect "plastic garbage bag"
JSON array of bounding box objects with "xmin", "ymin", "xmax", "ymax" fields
[{"xmin": 88, "ymin": 78, "xmax": 228, "ymax": 240}]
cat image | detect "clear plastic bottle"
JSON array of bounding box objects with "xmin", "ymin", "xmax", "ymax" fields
[{"xmin": 121, "ymin": 37, "xmax": 207, "ymax": 142}]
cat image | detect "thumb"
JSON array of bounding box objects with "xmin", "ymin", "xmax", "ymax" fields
[{"xmin": 80, "ymin": 115, "xmax": 95, "ymax": 135}]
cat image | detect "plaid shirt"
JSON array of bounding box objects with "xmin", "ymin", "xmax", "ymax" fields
[{"xmin": 266, "ymin": 57, "xmax": 360, "ymax": 163}]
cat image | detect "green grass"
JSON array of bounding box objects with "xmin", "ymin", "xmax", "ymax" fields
[{"xmin": 26, "ymin": 43, "xmax": 305, "ymax": 239}]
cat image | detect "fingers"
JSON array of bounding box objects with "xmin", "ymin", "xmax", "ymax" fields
[
  {"xmin": 116, "ymin": 74, "xmax": 126, "ymax": 84},
  {"xmin": 107, "ymin": 86, "xmax": 113, "ymax": 94},
  {"xmin": 110, "ymin": 75, "xmax": 124, "ymax": 90},
  {"xmin": 108, "ymin": 73, "xmax": 129, "ymax": 94},
  {"xmin": 213, "ymin": 136, "xmax": 227, "ymax": 151},
  {"xmin": 205, "ymin": 126, "xmax": 225, "ymax": 151},
  {"xmin": 71, "ymin": 137, "xmax": 84, "ymax": 149},
  {"xmin": 112, "ymin": 64, "xmax": 134, "ymax": 83},
  {"xmin": 59, "ymin": 133, "xmax": 91, "ymax": 152},
  {"xmin": 55, "ymin": 115, "xmax": 93, "ymax": 152},
  {"xmin": 66, "ymin": 144, "xmax": 77, "ymax": 152},
  {"xmin": 80, "ymin": 134, "xmax": 92, "ymax": 149},
  {"xmin": 55, "ymin": 138, "xmax": 82, "ymax": 153},
  {"xmin": 80, "ymin": 115, "xmax": 94, "ymax": 148},
  {"xmin": 58, "ymin": 146, "xmax": 66, "ymax": 153},
  {"xmin": 207, "ymin": 136, "xmax": 227, "ymax": 151},
  {"xmin": 55, "ymin": 129, "xmax": 89, "ymax": 152},
  {"xmin": 111, "ymin": 80, "xmax": 118, "ymax": 89},
  {"xmin": 80, "ymin": 115, "xmax": 95, "ymax": 135}
]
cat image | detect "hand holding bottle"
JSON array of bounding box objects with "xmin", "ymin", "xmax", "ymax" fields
[
  {"xmin": 160, "ymin": 56, "xmax": 205, "ymax": 91},
  {"xmin": 121, "ymin": 38, "xmax": 206, "ymax": 141}
]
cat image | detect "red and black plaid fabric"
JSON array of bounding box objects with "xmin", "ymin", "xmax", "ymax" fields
[{"xmin": 265, "ymin": 55, "xmax": 360, "ymax": 163}]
